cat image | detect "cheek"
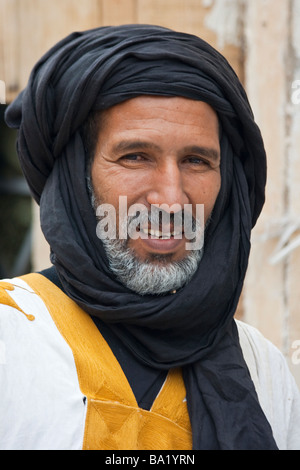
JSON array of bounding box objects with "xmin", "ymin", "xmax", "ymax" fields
[
  {"xmin": 211, "ymin": 172, "xmax": 222, "ymax": 204},
  {"xmin": 92, "ymin": 164, "xmax": 123, "ymax": 203},
  {"xmin": 92, "ymin": 166, "xmax": 147, "ymax": 211},
  {"xmin": 192, "ymin": 172, "xmax": 221, "ymax": 221}
]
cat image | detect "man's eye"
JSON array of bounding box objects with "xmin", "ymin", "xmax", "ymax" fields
[
  {"xmin": 186, "ymin": 156, "xmax": 208, "ymax": 165},
  {"xmin": 121, "ymin": 154, "xmax": 144, "ymax": 161}
]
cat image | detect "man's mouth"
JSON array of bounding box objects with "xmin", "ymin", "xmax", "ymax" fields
[{"xmin": 140, "ymin": 227, "xmax": 183, "ymax": 239}]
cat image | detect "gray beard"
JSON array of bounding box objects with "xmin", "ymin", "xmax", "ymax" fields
[
  {"xmin": 101, "ymin": 233, "xmax": 203, "ymax": 296},
  {"xmin": 88, "ymin": 176, "xmax": 203, "ymax": 296}
]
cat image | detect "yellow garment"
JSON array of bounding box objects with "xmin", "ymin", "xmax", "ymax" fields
[
  {"xmin": 21, "ymin": 273, "xmax": 192, "ymax": 450},
  {"xmin": 0, "ymin": 282, "xmax": 35, "ymax": 321}
]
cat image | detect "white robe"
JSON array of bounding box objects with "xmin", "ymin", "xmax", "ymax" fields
[{"xmin": 0, "ymin": 277, "xmax": 299, "ymax": 450}]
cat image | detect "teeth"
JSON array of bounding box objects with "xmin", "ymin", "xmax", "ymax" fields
[{"xmin": 141, "ymin": 228, "xmax": 182, "ymax": 239}]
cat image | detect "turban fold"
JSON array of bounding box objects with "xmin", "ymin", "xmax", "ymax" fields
[{"xmin": 5, "ymin": 24, "xmax": 278, "ymax": 449}]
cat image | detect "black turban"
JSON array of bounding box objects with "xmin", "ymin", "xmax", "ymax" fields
[{"xmin": 5, "ymin": 24, "xmax": 278, "ymax": 450}]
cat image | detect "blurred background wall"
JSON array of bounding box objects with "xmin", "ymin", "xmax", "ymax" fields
[{"xmin": 0, "ymin": 0, "xmax": 300, "ymax": 386}]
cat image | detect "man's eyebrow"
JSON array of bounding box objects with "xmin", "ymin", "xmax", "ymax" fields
[
  {"xmin": 182, "ymin": 145, "xmax": 220, "ymax": 161},
  {"xmin": 112, "ymin": 140, "xmax": 161, "ymax": 153}
]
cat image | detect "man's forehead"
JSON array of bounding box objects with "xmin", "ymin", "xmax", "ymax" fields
[
  {"xmin": 96, "ymin": 95, "xmax": 220, "ymax": 142},
  {"xmin": 100, "ymin": 94, "xmax": 218, "ymax": 117}
]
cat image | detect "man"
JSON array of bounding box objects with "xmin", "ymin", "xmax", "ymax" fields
[{"xmin": 1, "ymin": 24, "xmax": 299, "ymax": 450}]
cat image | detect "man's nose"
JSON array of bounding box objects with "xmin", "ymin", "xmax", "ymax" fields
[{"xmin": 145, "ymin": 162, "xmax": 189, "ymax": 210}]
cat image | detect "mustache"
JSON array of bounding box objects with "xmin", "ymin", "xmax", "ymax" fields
[
  {"xmin": 94, "ymin": 196, "xmax": 206, "ymax": 250},
  {"xmin": 126, "ymin": 205, "xmax": 200, "ymax": 239}
]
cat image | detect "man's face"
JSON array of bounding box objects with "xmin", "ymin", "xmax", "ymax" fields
[{"xmin": 91, "ymin": 96, "xmax": 221, "ymax": 266}]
